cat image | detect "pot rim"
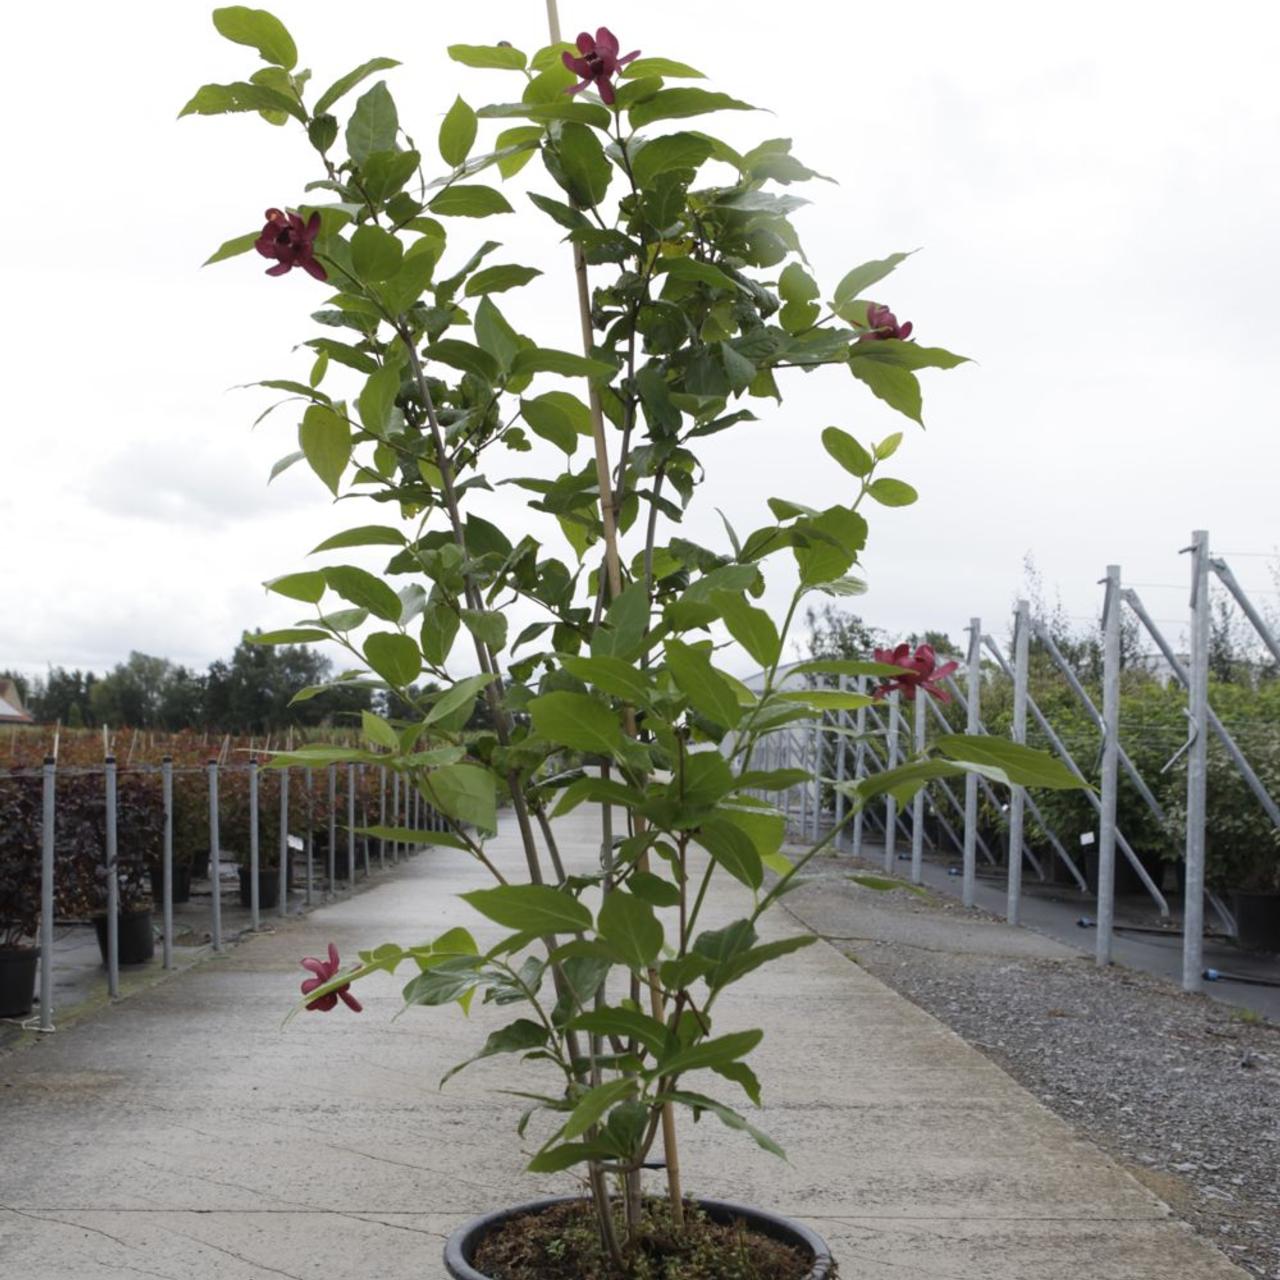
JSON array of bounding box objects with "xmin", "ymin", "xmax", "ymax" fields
[{"xmin": 442, "ymin": 1194, "xmax": 834, "ymax": 1280}]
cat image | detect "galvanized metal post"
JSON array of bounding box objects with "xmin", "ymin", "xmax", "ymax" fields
[
  {"xmin": 1210, "ymin": 557, "xmax": 1280, "ymax": 667},
  {"xmin": 392, "ymin": 769, "xmax": 400, "ymax": 863},
  {"xmin": 304, "ymin": 767, "xmax": 314, "ymax": 907},
  {"xmin": 248, "ymin": 760, "xmax": 260, "ymax": 930},
  {"xmin": 277, "ymin": 766, "xmax": 289, "ymax": 919},
  {"xmin": 104, "ymin": 757, "xmax": 120, "ymax": 996},
  {"xmin": 1096, "ymin": 567, "xmax": 1122, "ymax": 966},
  {"xmin": 360, "ymin": 767, "xmax": 370, "ymax": 877},
  {"xmin": 911, "ymin": 688, "xmax": 926, "ymax": 884},
  {"xmin": 207, "ymin": 761, "xmax": 222, "ymax": 951},
  {"xmin": 39, "ymin": 757, "xmax": 56, "ymax": 1030},
  {"xmin": 833, "ymin": 677, "xmax": 847, "ymax": 849},
  {"xmin": 1008, "ymin": 600, "xmax": 1030, "ymax": 925},
  {"xmin": 162, "ymin": 757, "xmax": 174, "ymax": 969},
  {"xmin": 326, "ymin": 764, "xmax": 337, "ymax": 894},
  {"xmin": 347, "ymin": 763, "xmax": 357, "ymax": 892},
  {"xmin": 884, "ymin": 691, "xmax": 900, "ymax": 873},
  {"xmin": 1184, "ymin": 530, "xmax": 1210, "ymax": 993},
  {"xmin": 852, "ymin": 676, "xmax": 867, "ymax": 859},
  {"xmin": 963, "ymin": 619, "xmax": 981, "ymax": 907},
  {"xmin": 379, "ymin": 765, "xmax": 387, "ymax": 869}
]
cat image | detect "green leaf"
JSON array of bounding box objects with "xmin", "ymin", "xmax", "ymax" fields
[
  {"xmin": 463, "ymin": 884, "xmax": 592, "ymax": 934},
  {"xmin": 362, "ymin": 148, "xmax": 420, "ymax": 203},
  {"xmin": 849, "ymin": 360, "xmax": 923, "ymax": 425},
  {"xmin": 472, "ymin": 295, "xmax": 523, "ymax": 370},
  {"xmin": 465, "ymin": 264, "xmax": 542, "ymax": 297},
  {"xmin": 712, "ymin": 935, "xmax": 817, "ymax": 990},
  {"xmin": 448, "ymin": 44, "xmax": 527, "ymax": 70},
  {"xmin": 664, "ymin": 641, "xmax": 740, "ymax": 730},
  {"xmin": 776, "ymin": 689, "xmax": 873, "ymax": 711},
  {"xmin": 553, "ymin": 121, "xmax": 611, "ymax": 206},
  {"xmin": 314, "ymin": 57, "xmax": 401, "ymax": 115},
  {"xmin": 264, "ymin": 570, "xmax": 326, "ymax": 604},
  {"xmin": 461, "ymin": 608, "xmax": 508, "ymax": 653},
  {"xmin": 622, "ymin": 57, "xmax": 705, "ymax": 79},
  {"xmin": 570, "ymin": 1006, "xmax": 670, "ymax": 1056},
  {"xmin": 426, "ymin": 763, "xmax": 498, "ymax": 833},
  {"xmin": 309, "ymin": 524, "xmax": 406, "ymax": 554},
  {"xmin": 833, "ymin": 251, "xmax": 914, "ymax": 307},
  {"xmin": 591, "ymin": 581, "xmax": 651, "ymax": 661},
  {"xmin": 654, "ymin": 1029, "xmax": 763, "ymax": 1078},
  {"xmin": 439, "ymin": 95, "xmax": 477, "ymax": 167},
  {"xmin": 425, "ymin": 673, "xmax": 495, "ymax": 726},
  {"xmin": 695, "ymin": 817, "xmax": 763, "ymax": 890},
  {"xmin": 628, "ymin": 89, "xmax": 754, "ymax": 128},
  {"xmin": 428, "ymin": 184, "xmax": 514, "ymax": 217},
  {"xmin": 360, "ymin": 709, "xmax": 400, "ymax": 750},
  {"xmin": 659, "ymin": 1090, "xmax": 785, "ymax": 1159},
  {"xmin": 440, "ymin": 1019, "xmax": 548, "ymax": 1087},
  {"xmin": 421, "ymin": 603, "xmax": 460, "ymax": 666},
  {"xmin": 563, "ymin": 1078, "xmax": 637, "ymax": 1140},
  {"xmin": 351, "ymin": 224, "xmax": 403, "ymax": 282},
  {"xmin": 212, "ymin": 6, "xmax": 297, "ymax": 68},
  {"xmin": 528, "ymin": 191, "xmax": 592, "ymax": 231},
  {"xmin": 625, "ymin": 871, "xmax": 682, "ymax": 910},
  {"xmin": 788, "ymin": 658, "xmax": 905, "ymax": 679},
  {"xmin": 520, "ymin": 394, "xmax": 577, "ymax": 454},
  {"xmin": 525, "ymin": 1142, "xmax": 610, "ymax": 1173},
  {"xmin": 875, "ymin": 431, "xmax": 903, "ymax": 460},
  {"xmin": 866, "ymin": 477, "xmax": 918, "ymax": 507},
  {"xmin": 934, "ymin": 735, "xmax": 1086, "ymax": 790},
  {"xmin": 203, "ymin": 230, "xmax": 259, "ymax": 266},
  {"xmin": 852, "ymin": 339, "xmax": 970, "ymax": 372},
  {"xmin": 247, "ymin": 627, "xmax": 329, "ymax": 644},
  {"xmin": 597, "ymin": 891, "xmax": 663, "ymax": 970},
  {"xmin": 510, "ymin": 348, "xmax": 615, "ymax": 380},
  {"xmin": 179, "ymin": 81, "xmax": 305, "ymax": 123},
  {"xmin": 323, "ymin": 565, "xmax": 403, "ymax": 621},
  {"xmin": 820, "ymin": 426, "xmax": 873, "ymax": 478},
  {"xmin": 356, "ymin": 362, "xmax": 399, "ymax": 434},
  {"xmin": 712, "ymin": 591, "xmax": 780, "ymax": 668},
  {"xmin": 559, "ymin": 655, "xmax": 651, "ymax": 707},
  {"xmin": 362, "ymin": 631, "xmax": 420, "ymax": 685},
  {"xmin": 630, "ymin": 131, "xmax": 713, "ymax": 188},
  {"xmin": 528, "ymin": 692, "xmax": 624, "ymax": 756},
  {"xmin": 298, "ymin": 404, "xmax": 350, "ymax": 496},
  {"xmin": 424, "ymin": 339, "xmax": 500, "ymax": 382},
  {"xmin": 345, "ymin": 82, "xmax": 399, "ymax": 167}
]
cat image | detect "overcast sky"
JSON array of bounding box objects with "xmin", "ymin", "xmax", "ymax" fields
[{"xmin": 4, "ymin": 0, "xmax": 1278, "ymax": 684}]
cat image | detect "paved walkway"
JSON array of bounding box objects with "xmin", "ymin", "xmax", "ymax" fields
[{"xmin": 0, "ymin": 808, "xmax": 1248, "ymax": 1279}]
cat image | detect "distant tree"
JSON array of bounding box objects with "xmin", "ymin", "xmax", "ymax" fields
[{"xmin": 803, "ymin": 605, "xmax": 882, "ymax": 665}]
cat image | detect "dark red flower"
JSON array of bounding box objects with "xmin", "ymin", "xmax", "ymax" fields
[
  {"xmin": 300, "ymin": 942, "xmax": 362, "ymax": 1012},
  {"xmin": 871, "ymin": 643, "xmax": 958, "ymax": 703},
  {"xmin": 254, "ymin": 208, "xmax": 327, "ymax": 281},
  {"xmin": 562, "ymin": 27, "xmax": 640, "ymax": 106},
  {"xmin": 860, "ymin": 303, "xmax": 913, "ymax": 342}
]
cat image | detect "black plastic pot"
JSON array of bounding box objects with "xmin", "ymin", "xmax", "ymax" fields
[
  {"xmin": 149, "ymin": 863, "xmax": 192, "ymax": 906},
  {"xmin": 442, "ymin": 1196, "xmax": 835, "ymax": 1280},
  {"xmin": 1232, "ymin": 891, "xmax": 1280, "ymax": 953},
  {"xmin": 93, "ymin": 911, "xmax": 155, "ymax": 966},
  {"xmin": 237, "ymin": 866, "xmax": 282, "ymax": 910},
  {"xmin": 0, "ymin": 947, "xmax": 38, "ymax": 1018}
]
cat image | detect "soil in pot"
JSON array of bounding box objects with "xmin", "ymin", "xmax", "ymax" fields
[
  {"xmin": 93, "ymin": 911, "xmax": 155, "ymax": 966},
  {"xmin": 0, "ymin": 947, "xmax": 39, "ymax": 1018},
  {"xmin": 149, "ymin": 863, "xmax": 192, "ymax": 905},
  {"xmin": 237, "ymin": 866, "xmax": 282, "ymax": 910},
  {"xmin": 470, "ymin": 1198, "xmax": 818, "ymax": 1280},
  {"xmin": 1232, "ymin": 891, "xmax": 1280, "ymax": 953}
]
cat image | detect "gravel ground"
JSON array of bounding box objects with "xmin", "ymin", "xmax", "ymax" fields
[{"xmin": 783, "ymin": 862, "xmax": 1280, "ymax": 1280}]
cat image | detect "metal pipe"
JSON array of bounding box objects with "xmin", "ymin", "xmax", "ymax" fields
[
  {"xmin": 884, "ymin": 691, "xmax": 900, "ymax": 873},
  {"xmin": 833, "ymin": 677, "xmax": 848, "ymax": 850},
  {"xmin": 277, "ymin": 766, "xmax": 289, "ymax": 919},
  {"xmin": 379, "ymin": 765, "xmax": 387, "ymax": 869},
  {"xmin": 39, "ymin": 756, "xmax": 55, "ymax": 1030},
  {"xmin": 304, "ymin": 767, "xmax": 314, "ymax": 907},
  {"xmin": 162, "ymin": 757, "xmax": 174, "ymax": 969},
  {"xmin": 327, "ymin": 764, "xmax": 337, "ymax": 893},
  {"xmin": 1096, "ymin": 567, "xmax": 1121, "ymax": 966},
  {"xmin": 852, "ymin": 677, "xmax": 867, "ymax": 859},
  {"xmin": 1008, "ymin": 601, "xmax": 1030, "ymax": 924},
  {"xmin": 910, "ymin": 688, "xmax": 926, "ymax": 884},
  {"xmin": 1210, "ymin": 557, "xmax": 1280, "ymax": 667},
  {"xmin": 963, "ymin": 617, "xmax": 981, "ymax": 907},
  {"xmin": 347, "ymin": 764, "xmax": 357, "ymax": 892},
  {"xmin": 249, "ymin": 759, "xmax": 260, "ymax": 930},
  {"xmin": 208, "ymin": 761, "xmax": 222, "ymax": 951},
  {"xmin": 1183, "ymin": 530, "xmax": 1210, "ymax": 993},
  {"xmin": 105, "ymin": 756, "xmax": 120, "ymax": 996}
]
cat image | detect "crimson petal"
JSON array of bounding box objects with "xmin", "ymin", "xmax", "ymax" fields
[{"xmin": 594, "ymin": 27, "xmax": 619, "ymax": 56}]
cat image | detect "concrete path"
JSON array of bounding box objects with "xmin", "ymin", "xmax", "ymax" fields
[{"xmin": 0, "ymin": 808, "xmax": 1248, "ymax": 1279}]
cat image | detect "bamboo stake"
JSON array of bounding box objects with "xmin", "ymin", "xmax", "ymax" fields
[{"xmin": 543, "ymin": 0, "xmax": 685, "ymax": 1225}]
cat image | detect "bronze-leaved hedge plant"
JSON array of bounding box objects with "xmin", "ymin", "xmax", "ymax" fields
[{"xmin": 183, "ymin": 6, "xmax": 1080, "ymax": 1267}]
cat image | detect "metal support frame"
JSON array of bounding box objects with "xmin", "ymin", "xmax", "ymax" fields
[
  {"xmin": 982, "ymin": 635, "xmax": 1167, "ymax": 915},
  {"xmin": 39, "ymin": 757, "xmax": 56, "ymax": 1030},
  {"xmin": 852, "ymin": 677, "xmax": 867, "ymax": 859},
  {"xmin": 206, "ymin": 761, "xmax": 223, "ymax": 951},
  {"xmin": 105, "ymin": 757, "xmax": 119, "ymax": 996},
  {"xmin": 326, "ymin": 764, "xmax": 337, "ymax": 893},
  {"xmin": 884, "ymin": 691, "xmax": 900, "ymax": 873},
  {"xmin": 910, "ymin": 690, "xmax": 926, "ymax": 884},
  {"xmin": 248, "ymin": 759, "xmax": 260, "ymax": 930},
  {"xmin": 1008, "ymin": 600, "xmax": 1030, "ymax": 924},
  {"xmin": 347, "ymin": 763, "xmax": 357, "ymax": 893},
  {"xmin": 1184, "ymin": 530, "xmax": 1210, "ymax": 993},
  {"xmin": 277, "ymin": 766, "xmax": 289, "ymax": 919},
  {"xmin": 1096, "ymin": 567, "xmax": 1121, "ymax": 965},
  {"xmin": 1211, "ymin": 557, "xmax": 1280, "ymax": 667},
  {"xmin": 162, "ymin": 757, "xmax": 174, "ymax": 969},
  {"xmin": 304, "ymin": 767, "xmax": 314, "ymax": 906},
  {"xmin": 963, "ymin": 618, "xmax": 981, "ymax": 907}
]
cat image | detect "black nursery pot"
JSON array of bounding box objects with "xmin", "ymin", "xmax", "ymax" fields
[
  {"xmin": 1232, "ymin": 891, "xmax": 1280, "ymax": 953},
  {"xmin": 149, "ymin": 863, "xmax": 192, "ymax": 905},
  {"xmin": 0, "ymin": 947, "xmax": 39, "ymax": 1019},
  {"xmin": 442, "ymin": 1196, "xmax": 835, "ymax": 1280},
  {"xmin": 93, "ymin": 911, "xmax": 155, "ymax": 966},
  {"xmin": 237, "ymin": 866, "xmax": 282, "ymax": 910}
]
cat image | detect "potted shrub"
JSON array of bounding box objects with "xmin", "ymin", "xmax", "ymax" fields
[
  {"xmin": 185, "ymin": 9, "xmax": 1080, "ymax": 1275},
  {"xmin": 0, "ymin": 774, "xmax": 42, "ymax": 1018}
]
